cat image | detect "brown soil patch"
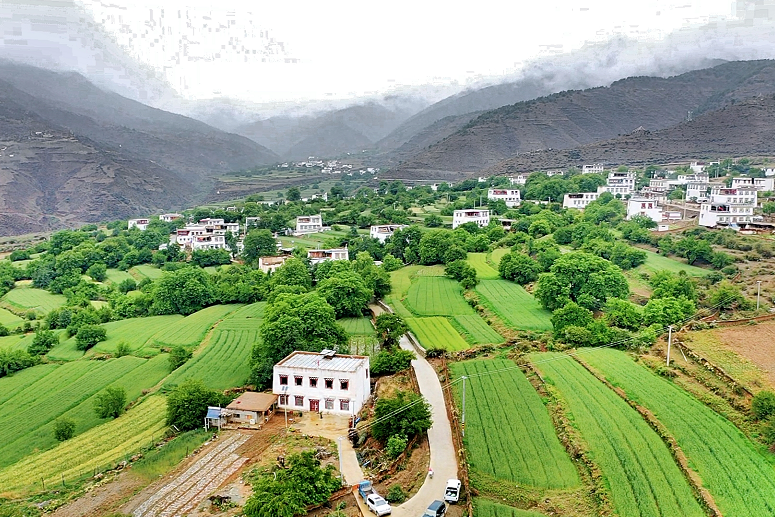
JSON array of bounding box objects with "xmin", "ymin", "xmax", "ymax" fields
[
  {"xmin": 715, "ymin": 322, "xmax": 775, "ymax": 389},
  {"xmin": 49, "ymin": 472, "xmax": 146, "ymax": 517},
  {"xmin": 372, "ymin": 435, "xmax": 430, "ymax": 500}
]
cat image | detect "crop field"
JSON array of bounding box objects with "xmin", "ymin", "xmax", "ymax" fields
[
  {"xmin": 490, "ymin": 248, "xmax": 508, "ymax": 267},
  {"xmin": 0, "ymin": 355, "xmax": 169, "ymax": 468},
  {"xmin": 476, "ymin": 280, "xmax": 552, "ymax": 331},
  {"xmin": 407, "ymin": 317, "xmax": 470, "ymax": 351},
  {"xmin": 531, "ymin": 353, "xmax": 705, "ymax": 517},
  {"xmin": 151, "ymin": 304, "xmax": 241, "ymax": 348},
  {"xmin": 579, "ymin": 348, "xmax": 775, "ymax": 516},
  {"xmin": 405, "ymin": 277, "xmax": 473, "ymax": 316},
  {"xmin": 451, "ymin": 359, "xmax": 578, "ymax": 488},
  {"xmin": 131, "ymin": 264, "xmax": 164, "ymax": 280},
  {"xmin": 338, "ymin": 317, "xmax": 375, "ymax": 336},
  {"xmin": 389, "ymin": 266, "xmax": 424, "ymax": 297},
  {"xmin": 215, "ymin": 302, "xmax": 265, "ymax": 331},
  {"xmin": 0, "ymin": 307, "xmax": 23, "ymax": 327},
  {"xmin": 165, "ymin": 329, "xmax": 258, "ymax": 390},
  {"xmin": 0, "ymin": 334, "xmax": 27, "ymax": 351},
  {"xmin": 467, "ymin": 253, "xmax": 500, "ymax": 279},
  {"xmin": 0, "ymin": 395, "xmax": 168, "ymax": 494},
  {"xmin": 637, "ymin": 248, "xmax": 707, "ymax": 277},
  {"xmin": 0, "ymin": 364, "xmax": 59, "ymax": 405},
  {"xmin": 452, "ymin": 315, "xmax": 504, "ymax": 344},
  {"xmin": 105, "ymin": 268, "xmax": 134, "ymax": 284},
  {"xmin": 1, "ymin": 286, "xmax": 66, "ymax": 314},
  {"xmin": 86, "ymin": 315, "xmax": 185, "ymax": 355},
  {"xmin": 474, "ymin": 499, "xmax": 546, "ymax": 517}
]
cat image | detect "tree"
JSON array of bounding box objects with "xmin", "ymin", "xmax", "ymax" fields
[
  {"xmin": 286, "ymin": 187, "xmax": 302, "ymax": 201},
  {"xmin": 28, "ymin": 330, "xmax": 59, "ymax": 356},
  {"xmin": 551, "ymin": 302, "xmax": 594, "ymax": 334},
  {"xmin": 381, "ymin": 254, "xmax": 403, "ymax": 272},
  {"xmin": 166, "ymin": 379, "xmax": 227, "ymax": 431},
  {"xmin": 86, "ymin": 262, "xmax": 107, "ymax": 282},
  {"xmin": 604, "ymin": 299, "xmax": 643, "ymax": 331},
  {"xmin": 643, "ymin": 297, "xmax": 695, "ymax": 327},
  {"xmin": 371, "ymin": 391, "xmax": 432, "ymax": 443},
  {"xmin": 169, "ymin": 345, "xmax": 193, "ymax": 371},
  {"xmin": 53, "ymin": 417, "xmax": 76, "ymax": 441},
  {"xmin": 75, "ymin": 324, "xmax": 107, "ymax": 351},
  {"xmin": 425, "ymin": 214, "xmax": 443, "ymax": 227},
  {"xmin": 190, "ymin": 248, "xmax": 231, "ymax": 267},
  {"xmin": 316, "ymin": 271, "xmax": 373, "ymax": 318},
  {"xmin": 444, "ymin": 260, "xmax": 478, "ymax": 288},
  {"xmin": 93, "ymin": 386, "xmax": 127, "ymax": 419},
  {"xmin": 708, "ymin": 281, "xmax": 752, "ymax": 311},
  {"xmin": 752, "ymin": 391, "xmax": 775, "ymax": 420},
  {"xmin": 763, "ymin": 202, "xmax": 775, "ymax": 215},
  {"xmin": 269, "ymin": 257, "xmax": 312, "ymax": 291},
  {"xmin": 375, "ymin": 313, "xmax": 408, "ymax": 351},
  {"xmin": 243, "ymin": 229, "xmax": 278, "ymax": 263},
  {"xmin": 499, "ymin": 252, "xmax": 541, "ymax": 284},
  {"xmin": 151, "ymin": 267, "xmax": 215, "ymax": 315},
  {"xmin": 371, "ymin": 349, "xmax": 416, "ymax": 375}
]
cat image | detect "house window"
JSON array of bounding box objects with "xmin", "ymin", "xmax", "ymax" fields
[
  {"xmin": 295, "ymin": 376, "xmax": 303, "ymax": 386},
  {"xmin": 295, "ymin": 396, "xmax": 304, "ymax": 407},
  {"xmin": 325, "ymin": 378, "xmax": 334, "ymax": 389},
  {"xmin": 279, "ymin": 375, "xmax": 288, "ymax": 386},
  {"xmin": 279, "ymin": 395, "xmax": 288, "ymax": 405},
  {"xmin": 325, "ymin": 398, "xmax": 334, "ymax": 410},
  {"xmin": 340, "ymin": 399, "xmax": 350, "ymax": 411},
  {"xmin": 340, "ymin": 379, "xmax": 349, "ymax": 390},
  {"xmin": 309, "ymin": 377, "xmax": 318, "ymax": 388}
]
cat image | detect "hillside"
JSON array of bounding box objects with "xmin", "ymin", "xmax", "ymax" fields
[
  {"xmin": 388, "ymin": 60, "xmax": 775, "ymax": 180},
  {"xmin": 486, "ymin": 95, "xmax": 775, "ymax": 174}
]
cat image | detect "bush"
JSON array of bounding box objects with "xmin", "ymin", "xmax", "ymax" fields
[
  {"xmin": 386, "ymin": 484, "xmax": 407, "ymax": 503},
  {"xmin": 424, "ymin": 346, "xmax": 446, "ymax": 358},
  {"xmin": 75, "ymin": 324, "xmax": 107, "ymax": 350},
  {"xmin": 166, "ymin": 379, "xmax": 228, "ymax": 431},
  {"xmin": 386, "ymin": 434, "xmax": 408, "ymax": 459},
  {"xmin": 752, "ymin": 391, "xmax": 775, "ymax": 420},
  {"xmin": 118, "ymin": 278, "xmax": 137, "ymax": 293},
  {"xmin": 53, "ymin": 417, "xmax": 76, "ymax": 441},
  {"xmin": 93, "ymin": 386, "xmax": 127, "ymax": 419},
  {"xmin": 28, "ymin": 330, "xmax": 59, "ymax": 356},
  {"xmin": 371, "ymin": 349, "xmax": 416, "ymax": 375},
  {"xmin": 371, "ymin": 391, "xmax": 432, "ymax": 443},
  {"xmin": 115, "ymin": 341, "xmax": 131, "ymax": 358},
  {"xmin": 169, "ymin": 345, "xmax": 193, "ymax": 371}
]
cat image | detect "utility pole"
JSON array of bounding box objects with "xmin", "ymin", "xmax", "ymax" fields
[
  {"xmin": 461, "ymin": 376, "xmax": 467, "ymax": 437},
  {"xmin": 666, "ymin": 325, "xmax": 673, "ymax": 366},
  {"xmin": 757, "ymin": 280, "xmax": 762, "ymax": 310}
]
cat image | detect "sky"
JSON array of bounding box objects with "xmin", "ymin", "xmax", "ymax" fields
[{"xmin": 71, "ymin": 0, "xmax": 745, "ymax": 104}]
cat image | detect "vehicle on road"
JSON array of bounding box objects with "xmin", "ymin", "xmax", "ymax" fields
[
  {"xmin": 366, "ymin": 493, "xmax": 392, "ymax": 516},
  {"xmin": 444, "ymin": 479, "xmax": 461, "ymax": 503},
  {"xmin": 422, "ymin": 500, "xmax": 447, "ymax": 517},
  {"xmin": 358, "ymin": 480, "xmax": 377, "ymax": 501}
]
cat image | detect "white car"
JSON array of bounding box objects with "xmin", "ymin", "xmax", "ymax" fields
[
  {"xmin": 444, "ymin": 479, "xmax": 461, "ymax": 503},
  {"xmin": 366, "ymin": 493, "xmax": 392, "ymax": 516}
]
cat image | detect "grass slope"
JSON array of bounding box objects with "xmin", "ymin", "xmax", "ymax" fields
[
  {"xmin": 476, "ymin": 280, "xmax": 552, "ymax": 331},
  {"xmin": 467, "ymin": 253, "xmax": 500, "ymax": 280},
  {"xmin": 406, "ymin": 317, "xmax": 469, "ymax": 351},
  {"xmin": 150, "ymin": 304, "xmax": 241, "ymax": 348},
  {"xmin": 474, "ymin": 499, "xmax": 546, "ymax": 517},
  {"xmin": 452, "ymin": 315, "xmax": 504, "ymax": 344},
  {"xmin": 406, "ymin": 277, "xmax": 473, "ymax": 316},
  {"xmin": 637, "ymin": 249, "xmax": 708, "ymax": 276},
  {"xmin": 338, "ymin": 317, "xmax": 375, "ymax": 336},
  {"xmin": 2, "ymin": 286, "xmax": 66, "ymax": 315}
]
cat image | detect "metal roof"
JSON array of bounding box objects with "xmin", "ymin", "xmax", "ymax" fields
[
  {"xmin": 206, "ymin": 407, "xmax": 223, "ymax": 419},
  {"xmin": 226, "ymin": 392, "xmax": 278, "ymax": 412},
  {"xmin": 276, "ymin": 351, "xmax": 368, "ymax": 373}
]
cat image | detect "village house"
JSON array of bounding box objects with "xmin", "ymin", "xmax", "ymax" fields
[
  {"xmin": 273, "ymin": 350, "xmax": 371, "ymax": 416},
  {"xmin": 258, "ymin": 255, "xmax": 292, "ymax": 274},
  {"xmin": 686, "ymin": 181, "xmax": 713, "ymax": 202},
  {"xmin": 198, "ymin": 218, "xmax": 240, "ymax": 236},
  {"xmin": 370, "ymin": 224, "xmax": 406, "ymax": 244},
  {"xmin": 699, "ymin": 187, "xmax": 759, "ymax": 228},
  {"xmin": 598, "ymin": 171, "xmax": 636, "ymax": 197},
  {"xmin": 582, "ymin": 163, "xmax": 605, "ymax": 174},
  {"xmin": 487, "ymin": 188, "xmax": 522, "ymax": 208},
  {"xmin": 626, "ymin": 197, "xmax": 662, "ymax": 223},
  {"xmin": 563, "ymin": 192, "xmax": 600, "ymax": 209},
  {"xmin": 730, "ymin": 176, "xmax": 775, "ymax": 191},
  {"xmin": 128, "ymin": 218, "xmax": 150, "ymax": 231},
  {"xmin": 159, "ymin": 213, "xmax": 183, "ymax": 223},
  {"xmin": 245, "ymin": 217, "xmax": 261, "ymax": 230},
  {"xmin": 205, "ymin": 392, "xmax": 278, "ymax": 430},
  {"xmin": 167, "ymin": 219, "xmax": 234, "ymax": 252},
  {"xmin": 508, "ymin": 173, "xmax": 529, "ymax": 186},
  {"xmin": 295, "ymin": 215, "xmax": 323, "ymax": 234},
  {"xmin": 452, "ymin": 209, "xmax": 490, "ymax": 229},
  {"xmin": 307, "ymin": 247, "xmax": 349, "ymax": 265}
]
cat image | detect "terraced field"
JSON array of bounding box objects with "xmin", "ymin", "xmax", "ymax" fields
[
  {"xmin": 490, "ymin": 248, "xmax": 509, "ymax": 266},
  {"xmin": 467, "ymin": 253, "xmax": 500, "ymax": 279},
  {"xmin": 1, "ymin": 286, "xmax": 66, "ymax": 315},
  {"xmin": 150, "ymin": 304, "xmax": 241, "ymax": 348},
  {"xmin": 406, "ymin": 317, "xmax": 469, "ymax": 351},
  {"xmin": 476, "ymin": 280, "xmax": 552, "ymax": 331},
  {"xmin": 531, "ymin": 353, "xmax": 705, "ymax": 517},
  {"xmin": 0, "ymin": 395, "xmax": 168, "ymax": 494},
  {"xmin": 338, "ymin": 317, "xmax": 375, "ymax": 336},
  {"xmin": 0, "ymin": 334, "xmax": 29, "ymax": 351},
  {"xmin": 105, "ymin": 268, "xmax": 135, "ymax": 284},
  {"xmin": 405, "ymin": 277, "xmax": 473, "ymax": 316},
  {"xmin": 451, "ymin": 359, "xmax": 578, "ymax": 488},
  {"xmin": 88, "ymin": 315, "xmax": 185, "ymax": 355},
  {"xmin": 0, "ymin": 307, "xmax": 23, "ymax": 327},
  {"xmin": 452, "ymin": 315, "xmax": 504, "ymax": 344},
  {"xmin": 637, "ymin": 249, "xmax": 708, "ymax": 277},
  {"xmin": 131, "ymin": 264, "xmax": 164, "ymax": 280},
  {"xmin": 474, "ymin": 499, "xmax": 546, "ymax": 517},
  {"xmin": 580, "ymin": 348, "xmax": 775, "ymax": 517}
]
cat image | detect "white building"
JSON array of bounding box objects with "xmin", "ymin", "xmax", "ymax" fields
[
  {"xmin": 307, "ymin": 247, "xmax": 349, "ymax": 265},
  {"xmin": 273, "ymin": 350, "xmax": 371, "ymax": 416},
  {"xmin": 169, "ymin": 221, "xmax": 231, "ymax": 252},
  {"xmin": 159, "ymin": 213, "xmax": 183, "ymax": 223},
  {"xmin": 626, "ymin": 198, "xmax": 662, "ymax": 223},
  {"xmin": 487, "ymin": 188, "xmax": 521, "ymax": 208},
  {"xmin": 198, "ymin": 218, "xmax": 239, "ymax": 236},
  {"xmin": 296, "ymin": 215, "xmax": 323, "ymax": 234},
  {"xmin": 731, "ymin": 176, "xmax": 775, "ymax": 191},
  {"xmin": 370, "ymin": 225, "xmax": 406, "ymax": 244},
  {"xmin": 699, "ymin": 187, "xmax": 759, "ymax": 228},
  {"xmin": 598, "ymin": 171, "xmax": 636, "ymax": 197},
  {"xmin": 508, "ymin": 174, "xmax": 529, "ymax": 186},
  {"xmin": 546, "ymin": 170, "xmax": 564, "ymax": 177},
  {"xmin": 582, "ymin": 164, "xmax": 605, "ymax": 174},
  {"xmin": 258, "ymin": 255, "xmax": 292, "ymax": 274},
  {"xmin": 686, "ymin": 181, "xmax": 712, "ymax": 202},
  {"xmin": 245, "ymin": 217, "xmax": 261, "ymax": 230},
  {"xmin": 689, "ymin": 161, "xmax": 706, "ymax": 174},
  {"xmin": 128, "ymin": 218, "xmax": 150, "ymax": 231},
  {"xmin": 563, "ymin": 192, "xmax": 600, "ymax": 209},
  {"xmin": 452, "ymin": 209, "xmax": 490, "ymax": 229}
]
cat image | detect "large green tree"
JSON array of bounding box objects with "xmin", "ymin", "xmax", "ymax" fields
[
  {"xmin": 499, "ymin": 252, "xmax": 541, "ymax": 284},
  {"xmin": 93, "ymin": 386, "xmax": 126, "ymax": 419},
  {"xmin": 269, "ymin": 257, "xmax": 312, "ymax": 291},
  {"xmin": 375, "ymin": 313, "xmax": 408, "ymax": 351},
  {"xmin": 151, "ymin": 267, "xmax": 215, "ymax": 315},
  {"xmin": 166, "ymin": 379, "xmax": 228, "ymax": 431},
  {"xmin": 316, "ymin": 271, "xmax": 373, "ymax": 318},
  {"xmin": 243, "ymin": 229, "xmax": 278, "ymax": 263},
  {"xmin": 371, "ymin": 391, "xmax": 432, "ymax": 443}
]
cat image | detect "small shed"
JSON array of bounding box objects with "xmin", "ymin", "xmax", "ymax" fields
[
  {"xmin": 205, "ymin": 406, "xmax": 226, "ymax": 430},
  {"xmin": 226, "ymin": 392, "xmax": 278, "ymax": 424}
]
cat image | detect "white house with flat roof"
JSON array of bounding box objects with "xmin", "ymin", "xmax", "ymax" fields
[
  {"xmin": 731, "ymin": 176, "xmax": 775, "ymax": 191},
  {"xmin": 273, "ymin": 350, "xmax": 370, "ymax": 415},
  {"xmin": 370, "ymin": 225, "xmax": 406, "ymax": 243},
  {"xmin": 508, "ymin": 174, "xmax": 529, "ymax": 186},
  {"xmin": 487, "ymin": 188, "xmax": 521, "ymax": 207},
  {"xmin": 159, "ymin": 213, "xmax": 183, "ymax": 222},
  {"xmin": 626, "ymin": 198, "xmax": 662, "ymax": 223},
  {"xmin": 582, "ymin": 164, "xmax": 605, "ymax": 174},
  {"xmin": 699, "ymin": 187, "xmax": 759, "ymax": 227},
  {"xmin": 598, "ymin": 171, "xmax": 636, "ymax": 197},
  {"xmin": 563, "ymin": 192, "xmax": 600, "ymax": 209},
  {"xmin": 258, "ymin": 255, "xmax": 292, "ymax": 274},
  {"xmin": 198, "ymin": 218, "xmax": 239, "ymax": 236},
  {"xmin": 245, "ymin": 217, "xmax": 261, "ymax": 231},
  {"xmin": 128, "ymin": 218, "xmax": 150, "ymax": 231},
  {"xmin": 452, "ymin": 209, "xmax": 490, "ymax": 229},
  {"xmin": 295, "ymin": 215, "xmax": 323, "ymax": 234},
  {"xmin": 307, "ymin": 247, "xmax": 349, "ymax": 265}
]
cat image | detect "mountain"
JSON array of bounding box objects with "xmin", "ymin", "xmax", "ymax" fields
[
  {"xmin": 484, "ymin": 94, "xmax": 775, "ymax": 173},
  {"xmin": 386, "ymin": 60, "xmax": 775, "ymax": 180},
  {"xmin": 0, "ymin": 62, "xmax": 278, "ymax": 234}
]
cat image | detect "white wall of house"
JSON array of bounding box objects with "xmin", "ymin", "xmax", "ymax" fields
[
  {"xmin": 307, "ymin": 248, "xmax": 349, "ymax": 265},
  {"xmin": 582, "ymin": 164, "xmax": 605, "ymax": 174},
  {"xmin": 296, "ymin": 215, "xmax": 323, "ymax": 234},
  {"xmin": 452, "ymin": 209, "xmax": 490, "ymax": 229},
  {"xmin": 562, "ymin": 192, "xmax": 599, "ymax": 209},
  {"xmin": 159, "ymin": 213, "xmax": 182, "ymax": 222},
  {"xmin": 699, "ymin": 187, "xmax": 758, "ymax": 227},
  {"xmin": 731, "ymin": 176, "xmax": 775, "ymax": 191},
  {"xmin": 369, "ymin": 225, "xmax": 406, "ymax": 244},
  {"xmin": 128, "ymin": 219, "xmax": 149, "ymax": 231},
  {"xmin": 487, "ymin": 189, "xmax": 521, "ymax": 207},
  {"xmin": 626, "ymin": 198, "xmax": 662, "ymax": 222}
]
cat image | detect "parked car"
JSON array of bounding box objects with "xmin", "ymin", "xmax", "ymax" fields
[
  {"xmin": 366, "ymin": 493, "xmax": 392, "ymax": 516},
  {"xmin": 444, "ymin": 479, "xmax": 461, "ymax": 503},
  {"xmin": 422, "ymin": 500, "xmax": 447, "ymax": 517}
]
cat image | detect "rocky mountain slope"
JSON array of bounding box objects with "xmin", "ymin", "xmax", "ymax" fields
[{"xmin": 387, "ymin": 60, "xmax": 775, "ymax": 180}]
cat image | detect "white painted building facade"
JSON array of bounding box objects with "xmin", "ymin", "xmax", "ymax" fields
[
  {"xmin": 487, "ymin": 188, "xmax": 522, "ymax": 208},
  {"xmin": 730, "ymin": 176, "xmax": 775, "ymax": 191},
  {"xmin": 198, "ymin": 218, "xmax": 239, "ymax": 236},
  {"xmin": 370, "ymin": 225, "xmax": 406, "ymax": 244},
  {"xmin": 582, "ymin": 164, "xmax": 605, "ymax": 174},
  {"xmin": 295, "ymin": 215, "xmax": 323, "ymax": 234},
  {"xmin": 258, "ymin": 255, "xmax": 292, "ymax": 274},
  {"xmin": 307, "ymin": 247, "xmax": 349, "ymax": 265},
  {"xmin": 699, "ymin": 187, "xmax": 759, "ymax": 227},
  {"xmin": 159, "ymin": 213, "xmax": 183, "ymax": 223},
  {"xmin": 563, "ymin": 192, "xmax": 600, "ymax": 209},
  {"xmin": 452, "ymin": 209, "xmax": 490, "ymax": 229},
  {"xmin": 686, "ymin": 181, "xmax": 712, "ymax": 201},
  {"xmin": 273, "ymin": 350, "xmax": 371, "ymax": 416},
  {"xmin": 128, "ymin": 218, "xmax": 150, "ymax": 231},
  {"xmin": 626, "ymin": 198, "xmax": 662, "ymax": 223},
  {"xmin": 598, "ymin": 171, "xmax": 636, "ymax": 197},
  {"xmin": 508, "ymin": 174, "xmax": 529, "ymax": 186}
]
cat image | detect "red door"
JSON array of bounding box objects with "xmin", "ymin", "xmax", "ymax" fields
[{"xmin": 310, "ymin": 399, "xmax": 319, "ymax": 412}]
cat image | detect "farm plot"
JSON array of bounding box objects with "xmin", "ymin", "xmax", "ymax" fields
[
  {"xmin": 87, "ymin": 315, "xmax": 184, "ymax": 355},
  {"xmin": 452, "ymin": 315, "xmax": 504, "ymax": 344},
  {"xmin": 1, "ymin": 286, "xmax": 66, "ymax": 315},
  {"xmin": 406, "ymin": 317, "xmax": 469, "ymax": 351},
  {"xmin": 451, "ymin": 359, "xmax": 578, "ymax": 489},
  {"xmin": 405, "ymin": 277, "xmax": 474, "ymax": 316},
  {"xmin": 0, "ymin": 395, "xmax": 168, "ymax": 495},
  {"xmin": 215, "ymin": 302, "xmax": 265, "ymax": 331},
  {"xmin": 151, "ymin": 304, "xmax": 241, "ymax": 348},
  {"xmin": 131, "ymin": 264, "xmax": 164, "ymax": 280},
  {"xmin": 0, "ymin": 307, "xmax": 23, "ymax": 327},
  {"xmin": 165, "ymin": 329, "xmax": 258, "ymax": 390},
  {"xmin": 105, "ymin": 268, "xmax": 135, "ymax": 284},
  {"xmin": 0, "ymin": 356, "xmax": 170, "ymax": 468},
  {"xmin": 0, "ymin": 334, "xmax": 27, "ymax": 351},
  {"xmin": 338, "ymin": 317, "xmax": 375, "ymax": 336},
  {"xmin": 476, "ymin": 280, "xmax": 552, "ymax": 331},
  {"xmin": 474, "ymin": 499, "xmax": 545, "ymax": 517},
  {"xmin": 531, "ymin": 353, "xmax": 705, "ymax": 517},
  {"xmin": 467, "ymin": 253, "xmax": 500, "ymax": 279},
  {"xmin": 490, "ymin": 248, "xmax": 509, "ymax": 266},
  {"xmin": 637, "ymin": 249, "xmax": 707, "ymax": 277},
  {"xmin": 0, "ymin": 363, "xmax": 58, "ymax": 405},
  {"xmin": 579, "ymin": 348, "xmax": 775, "ymax": 517}
]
